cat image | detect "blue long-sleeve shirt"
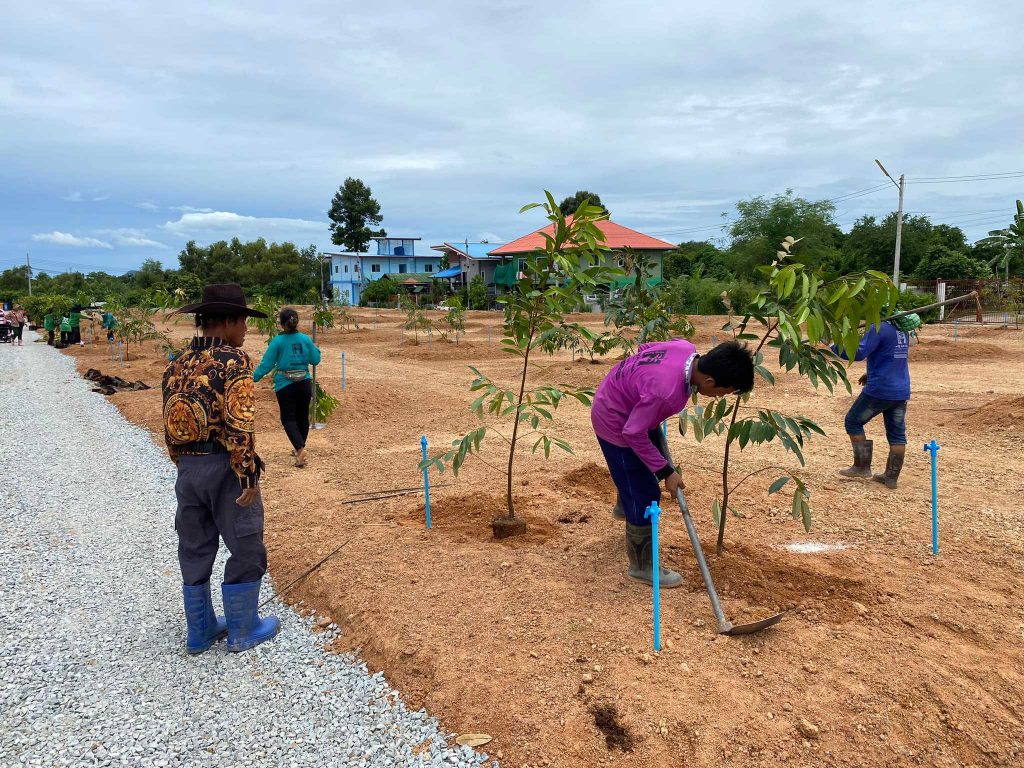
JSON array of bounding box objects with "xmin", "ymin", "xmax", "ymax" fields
[
  {"xmin": 253, "ymin": 331, "xmax": 322, "ymax": 392},
  {"xmin": 834, "ymin": 321, "xmax": 911, "ymax": 401}
]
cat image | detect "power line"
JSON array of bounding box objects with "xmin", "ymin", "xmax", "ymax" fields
[{"xmin": 908, "ymin": 171, "xmax": 1024, "ymax": 181}]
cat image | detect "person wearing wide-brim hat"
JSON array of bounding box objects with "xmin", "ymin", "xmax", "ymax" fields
[{"xmin": 162, "ymin": 283, "xmax": 280, "ymax": 654}]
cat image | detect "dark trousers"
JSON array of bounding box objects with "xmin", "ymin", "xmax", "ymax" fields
[
  {"xmin": 844, "ymin": 392, "xmax": 908, "ymax": 445},
  {"xmin": 599, "ymin": 428, "xmax": 673, "ymax": 526},
  {"xmin": 13, "ymin": 323, "xmax": 23, "ymax": 341},
  {"xmin": 275, "ymin": 379, "xmax": 313, "ymax": 451},
  {"xmin": 47, "ymin": 330, "xmax": 55, "ymax": 345},
  {"xmin": 71, "ymin": 326, "xmax": 81, "ymax": 344},
  {"xmin": 174, "ymin": 454, "xmax": 267, "ymax": 586},
  {"xmin": 60, "ymin": 331, "xmax": 71, "ymax": 345}
]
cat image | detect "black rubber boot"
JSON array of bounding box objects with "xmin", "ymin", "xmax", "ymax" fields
[
  {"xmin": 625, "ymin": 523, "xmax": 682, "ymax": 588},
  {"xmin": 872, "ymin": 450, "xmax": 905, "ymax": 489},
  {"xmin": 839, "ymin": 440, "xmax": 873, "ymax": 478}
]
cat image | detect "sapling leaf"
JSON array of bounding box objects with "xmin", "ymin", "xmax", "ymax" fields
[
  {"xmin": 791, "ymin": 488, "xmax": 802, "ymax": 520},
  {"xmin": 801, "ymin": 498, "xmax": 812, "ymax": 532},
  {"xmin": 711, "ymin": 499, "xmax": 722, "ymax": 527},
  {"xmin": 769, "ymin": 476, "xmax": 791, "ymax": 494}
]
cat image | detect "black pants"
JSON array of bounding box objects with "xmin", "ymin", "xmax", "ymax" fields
[
  {"xmin": 275, "ymin": 379, "xmax": 313, "ymax": 451},
  {"xmin": 60, "ymin": 331, "xmax": 71, "ymax": 345},
  {"xmin": 174, "ymin": 454, "xmax": 267, "ymax": 586},
  {"xmin": 71, "ymin": 326, "xmax": 81, "ymax": 344},
  {"xmin": 47, "ymin": 330, "xmax": 55, "ymax": 345}
]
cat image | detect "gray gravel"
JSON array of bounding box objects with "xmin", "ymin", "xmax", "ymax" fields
[{"xmin": 0, "ymin": 335, "xmax": 493, "ymax": 768}]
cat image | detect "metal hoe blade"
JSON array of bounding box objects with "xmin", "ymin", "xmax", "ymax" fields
[{"xmin": 675, "ymin": 488, "xmax": 784, "ymax": 636}]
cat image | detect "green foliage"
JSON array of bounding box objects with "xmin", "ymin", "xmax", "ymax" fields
[
  {"xmin": 18, "ymin": 293, "xmax": 72, "ymax": 326},
  {"xmin": 558, "ymin": 190, "xmax": 608, "ymax": 217},
  {"xmin": 468, "ymin": 274, "xmax": 488, "ymax": 310},
  {"xmin": 977, "ymin": 200, "xmax": 1024, "ymax": 280},
  {"xmin": 663, "ymin": 241, "xmax": 729, "ymax": 281},
  {"xmin": 328, "ymin": 177, "xmax": 386, "ymax": 254},
  {"xmin": 663, "ymin": 271, "xmax": 758, "ymax": 315},
  {"xmin": 247, "ymin": 295, "xmax": 282, "ymax": 342},
  {"xmin": 401, "ymin": 294, "xmax": 432, "ymax": 343},
  {"xmin": 680, "ymin": 236, "xmax": 897, "ymax": 553},
  {"xmin": 912, "ymin": 246, "xmax": 991, "ymax": 280},
  {"xmin": 438, "ymin": 296, "xmax": 465, "ymax": 344},
  {"xmin": 361, "ymin": 276, "xmax": 398, "ymax": 305},
  {"xmin": 727, "ymin": 191, "xmax": 843, "ymax": 274},
  {"xmin": 112, "ymin": 306, "xmax": 161, "ymax": 361},
  {"xmin": 419, "ymin": 192, "xmax": 617, "ymax": 526},
  {"xmin": 604, "ymin": 248, "xmax": 694, "ymax": 353},
  {"xmin": 178, "ymin": 239, "xmax": 319, "ymax": 300},
  {"xmin": 896, "ymin": 288, "xmax": 939, "ymax": 323},
  {"xmin": 334, "ymin": 294, "xmax": 359, "ymax": 331},
  {"xmin": 314, "ymin": 382, "xmax": 339, "ymax": 422}
]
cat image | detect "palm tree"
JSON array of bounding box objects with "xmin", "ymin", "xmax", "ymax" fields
[{"xmin": 978, "ymin": 200, "xmax": 1024, "ymax": 283}]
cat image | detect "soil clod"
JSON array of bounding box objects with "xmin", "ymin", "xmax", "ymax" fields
[{"xmin": 591, "ymin": 703, "xmax": 636, "ymax": 752}]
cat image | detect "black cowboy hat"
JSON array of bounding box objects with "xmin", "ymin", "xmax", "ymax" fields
[{"xmin": 175, "ymin": 283, "xmax": 267, "ymax": 318}]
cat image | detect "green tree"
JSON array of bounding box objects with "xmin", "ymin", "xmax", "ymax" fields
[
  {"xmin": 558, "ymin": 190, "xmax": 608, "ymax": 217},
  {"xmin": 977, "ymin": 200, "xmax": 1024, "ymax": 281},
  {"xmin": 912, "ymin": 246, "xmax": 991, "ymax": 280},
  {"xmin": 681, "ymin": 237, "xmax": 898, "ymax": 553},
  {"xmin": 361, "ymin": 276, "xmax": 397, "ymax": 305},
  {"xmin": 328, "ymin": 178, "xmax": 386, "ymax": 255},
  {"xmin": 663, "ymin": 241, "xmax": 728, "ymax": 280},
  {"xmin": 135, "ymin": 258, "xmax": 165, "ymax": 290},
  {"xmin": 841, "ymin": 213, "xmax": 937, "ymax": 277},
  {"xmin": 468, "ymin": 274, "xmax": 488, "ymax": 310},
  {"xmin": 604, "ymin": 248, "xmax": 693, "ymax": 353},
  {"xmin": 420, "ymin": 194, "xmax": 616, "ymax": 537},
  {"xmin": 726, "ymin": 191, "xmax": 843, "ymax": 274}
]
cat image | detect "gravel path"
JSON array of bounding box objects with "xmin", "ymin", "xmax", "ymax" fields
[{"xmin": 0, "ymin": 336, "xmax": 492, "ymax": 768}]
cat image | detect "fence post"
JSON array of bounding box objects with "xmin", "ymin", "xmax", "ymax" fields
[{"xmin": 937, "ymin": 281, "xmax": 946, "ymax": 321}]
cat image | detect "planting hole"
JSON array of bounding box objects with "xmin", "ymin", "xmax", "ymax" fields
[{"xmin": 590, "ymin": 703, "xmax": 635, "ymax": 752}]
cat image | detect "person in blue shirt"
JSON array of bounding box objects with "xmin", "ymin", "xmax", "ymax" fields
[
  {"xmin": 835, "ymin": 320, "xmax": 911, "ymax": 489},
  {"xmin": 253, "ymin": 308, "xmax": 322, "ymax": 467}
]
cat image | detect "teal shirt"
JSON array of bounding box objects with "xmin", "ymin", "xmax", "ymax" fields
[{"xmin": 253, "ymin": 331, "xmax": 322, "ymax": 391}]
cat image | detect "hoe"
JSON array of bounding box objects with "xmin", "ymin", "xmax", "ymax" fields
[{"xmin": 675, "ymin": 488, "xmax": 785, "ymax": 636}]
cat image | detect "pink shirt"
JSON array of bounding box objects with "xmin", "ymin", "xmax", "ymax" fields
[{"xmin": 591, "ymin": 339, "xmax": 698, "ymax": 474}]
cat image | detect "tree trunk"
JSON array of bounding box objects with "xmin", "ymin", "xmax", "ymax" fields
[
  {"xmin": 716, "ymin": 396, "xmax": 742, "ymax": 555},
  {"xmin": 505, "ymin": 324, "xmax": 535, "ymax": 522}
]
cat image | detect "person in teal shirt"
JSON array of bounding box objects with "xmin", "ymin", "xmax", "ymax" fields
[
  {"xmin": 102, "ymin": 310, "xmax": 117, "ymax": 341},
  {"xmin": 253, "ymin": 308, "xmax": 322, "ymax": 467}
]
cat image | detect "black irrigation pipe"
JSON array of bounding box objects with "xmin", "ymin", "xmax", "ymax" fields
[{"xmin": 259, "ymin": 537, "xmax": 353, "ymax": 609}]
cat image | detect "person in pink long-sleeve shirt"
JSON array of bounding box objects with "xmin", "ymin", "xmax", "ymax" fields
[{"xmin": 592, "ymin": 339, "xmax": 754, "ymax": 588}]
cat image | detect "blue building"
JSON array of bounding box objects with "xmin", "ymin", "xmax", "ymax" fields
[{"xmin": 324, "ymin": 236, "xmax": 444, "ymax": 304}]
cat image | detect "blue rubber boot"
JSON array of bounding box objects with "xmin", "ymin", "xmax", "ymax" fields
[
  {"xmin": 222, "ymin": 580, "xmax": 280, "ymax": 653},
  {"xmin": 182, "ymin": 582, "xmax": 228, "ymax": 655}
]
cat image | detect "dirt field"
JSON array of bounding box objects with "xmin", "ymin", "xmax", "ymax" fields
[{"xmin": 58, "ymin": 309, "xmax": 1024, "ymax": 767}]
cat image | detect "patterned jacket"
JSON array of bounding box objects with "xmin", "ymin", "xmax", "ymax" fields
[{"xmin": 162, "ymin": 336, "xmax": 263, "ymax": 489}]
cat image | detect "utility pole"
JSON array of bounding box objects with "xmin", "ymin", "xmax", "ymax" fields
[
  {"xmin": 875, "ymin": 160, "xmax": 905, "ymax": 289},
  {"xmin": 26, "ymin": 253, "xmax": 32, "ymax": 296}
]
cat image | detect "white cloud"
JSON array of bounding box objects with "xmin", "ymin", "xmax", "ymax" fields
[
  {"xmin": 32, "ymin": 231, "xmax": 112, "ymax": 248},
  {"xmin": 168, "ymin": 205, "xmax": 213, "ymax": 213},
  {"xmin": 160, "ymin": 210, "xmax": 324, "ymax": 244},
  {"xmin": 91, "ymin": 194, "xmax": 109, "ymax": 202},
  {"xmin": 62, "ymin": 191, "xmax": 83, "ymax": 202},
  {"xmin": 98, "ymin": 228, "xmax": 169, "ymax": 248},
  {"xmin": 135, "ymin": 202, "xmax": 160, "ymax": 211},
  {"xmin": 352, "ymin": 152, "xmax": 460, "ymax": 173}
]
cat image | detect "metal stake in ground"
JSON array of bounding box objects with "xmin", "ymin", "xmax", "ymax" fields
[
  {"xmin": 341, "ymin": 351, "xmax": 346, "ymax": 391},
  {"xmin": 924, "ymin": 440, "xmax": 941, "ymax": 555},
  {"xmin": 675, "ymin": 487, "xmax": 784, "ymax": 636},
  {"xmin": 644, "ymin": 501, "xmax": 662, "ymax": 651}
]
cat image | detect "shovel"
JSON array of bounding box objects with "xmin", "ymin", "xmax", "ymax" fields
[{"xmin": 675, "ymin": 488, "xmax": 784, "ymax": 636}]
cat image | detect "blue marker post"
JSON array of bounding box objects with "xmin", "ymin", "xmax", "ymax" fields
[
  {"xmin": 661, "ymin": 420, "xmax": 668, "ymax": 441},
  {"xmin": 644, "ymin": 501, "xmax": 662, "ymax": 651},
  {"xmin": 341, "ymin": 352, "xmax": 346, "ymax": 391},
  {"xmin": 420, "ymin": 435, "xmax": 432, "ymax": 529},
  {"xmin": 924, "ymin": 440, "xmax": 940, "ymax": 554}
]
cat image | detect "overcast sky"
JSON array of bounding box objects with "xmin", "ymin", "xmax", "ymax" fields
[{"xmin": 2, "ymin": 0, "xmax": 1022, "ymax": 276}]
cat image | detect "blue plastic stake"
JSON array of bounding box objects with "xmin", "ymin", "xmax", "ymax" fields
[
  {"xmin": 924, "ymin": 440, "xmax": 940, "ymax": 555},
  {"xmin": 644, "ymin": 501, "xmax": 662, "ymax": 651},
  {"xmin": 420, "ymin": 435, "xmax": 432, "ymax": 529},
  {"xmin": 661, "ymin": 420, "xmax": 668, "ymax": 440},
  {"xmin": 341, "ymin": 352, "xmax": 346, "ymax": 391}
]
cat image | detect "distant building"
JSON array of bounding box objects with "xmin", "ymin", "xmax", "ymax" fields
[
  {"xmin": 324, "ymin": 236, "xmax": 443, "ymax": 304},
  {"xmin": 429, "ymin": 242, "xmax": 503, "ymax": 295},
  {"xmin": 487, "ymin": 220, "xmax": 676, "ymax": 292}
]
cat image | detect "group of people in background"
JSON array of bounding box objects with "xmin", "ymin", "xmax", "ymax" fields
[{"xmin": 1, "ymin": 305, "xmax": 27, "ymax": 345}]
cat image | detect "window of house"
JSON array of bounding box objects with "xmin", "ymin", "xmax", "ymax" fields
[
  {"xmin": 425, "ymin": 263, "xmax": 432, "ymax": 272},
  {"xmin": 344, "ymin": 264, "xmax": 349, "ymax": 273},
  {"xmin": 334, "ymin": 265, "xmax": 339, "ymax": 274},
  {"xmin": 398, "ymin": 263, "xmax": 407, "ymax": 274},
  {"xmin": 371, "ymin": 263, "xmax": 381, "ymax": 273}
]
